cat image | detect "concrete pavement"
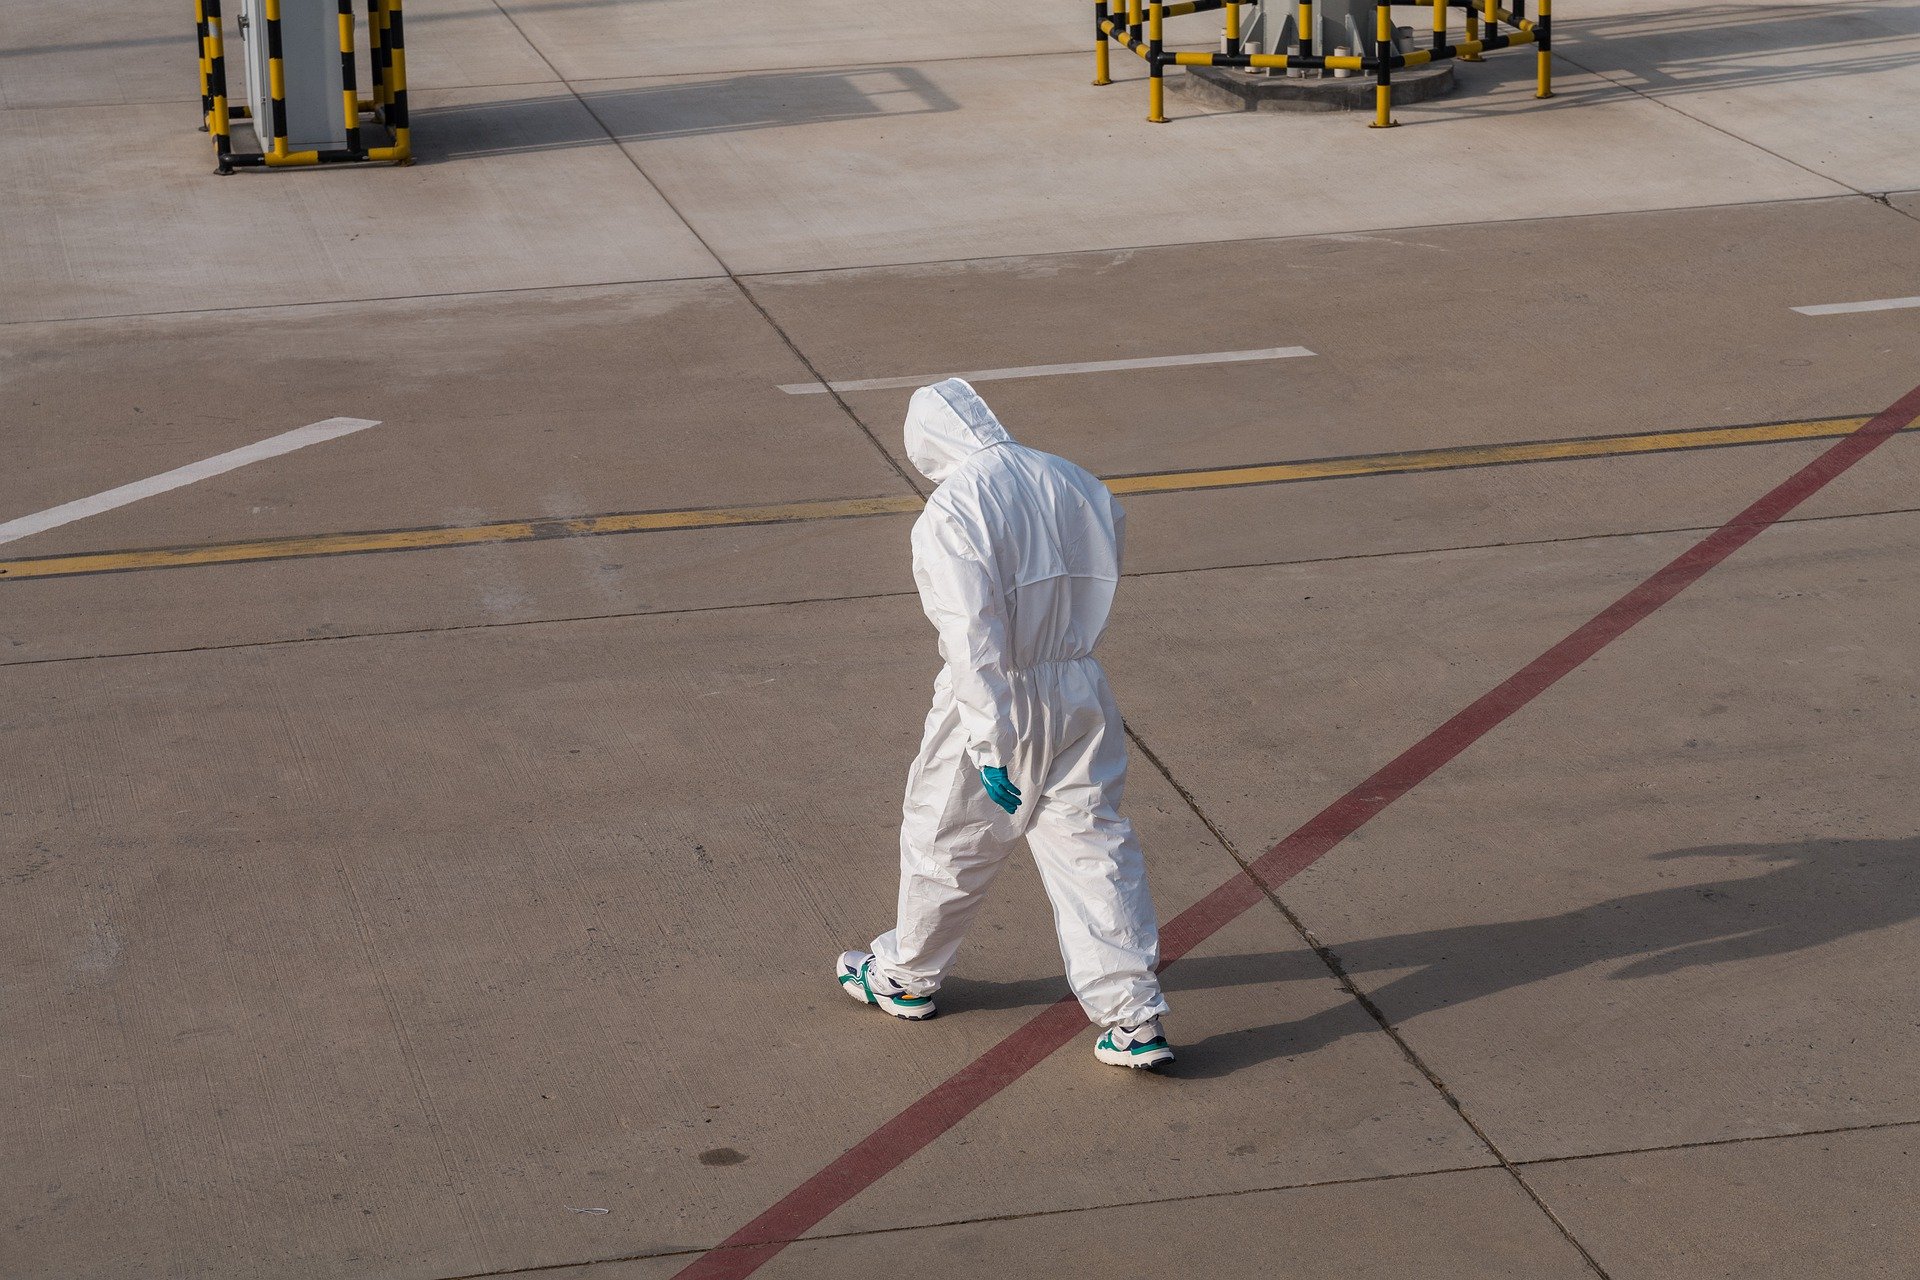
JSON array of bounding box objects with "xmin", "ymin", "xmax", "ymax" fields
[{"xmin": 5, "ymin": 0, "xmax": 1920, "ymax": 1276}]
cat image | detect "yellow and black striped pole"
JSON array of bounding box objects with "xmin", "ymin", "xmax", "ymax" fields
[
  {"xmin": 1535, "ymin": 0, "xmax": 1553, "ymax": 95},
  {"xmin": 1095, "ymin": 0, "xmax": 1112, "ymax": 84},
  {"xmin": 337, "ymin": 0, "xmax": 362, "ymax": 151},
  {"xmin": 368, "ymin": 0, "xmax": 387, "ymax": 115},
  {"xmin": 1147, "ymin": 0, "xmax": 1167, "ymax": 121},
  {"xmin": 369, "ymin": 0, "xmax": 411, "ymax": 162},
  {"xmin": 1463, "ymin": 0, "xmax": 1483, "ymax": 58},
  {"xmin": 1300, "ymin": 0, "xmax": 1315, "ymax": 65},
  {"xmin": 195, "ymin": 0, "xmax": 212, "ymax": 128},
  {"xmin": 1224, "ymin": 0, "xmax": 1241, "ymax": 56},
  {"xmin": 1432, "ymin": 0, "xmax": 1447, "ymax": 53},
  {"xmin": 1370, "ymin": 0, "xmax": 1396, "ymax": 127},
  {"xmin": 204, "ymin": 0, "xmax": 235, "ymax": 171},
  {"xmin": 263, "ymin": 0, "xmax": 289, "ymax": 159},
  {"xmin": 389, "ymin": 0, "xmax": 411, "ymax": 158}
]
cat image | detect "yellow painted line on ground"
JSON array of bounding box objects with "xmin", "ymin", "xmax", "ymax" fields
[
  {"xmin": 1103, "ymin": 416, "xmax": 1873, "ymax": 495},
  {"xmin": 0, "ymin": 496, "xmax": 923, "ymax": 582},
  {"xmin": 0, "ymin": 416, "xmax": 1882, "ymax": 583}
]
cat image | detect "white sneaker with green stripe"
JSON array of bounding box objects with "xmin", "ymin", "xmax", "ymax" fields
[
  {"xmin": 836, "ymin": 950, "xmax": 936, "ymax": 1021},
  {"xmin": 1094, "ymin": 1018, "xmax": 1175, "ymax": 1069}
]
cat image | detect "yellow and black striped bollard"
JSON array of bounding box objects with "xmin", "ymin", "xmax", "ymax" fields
[
  {"xmin": 1095, "ymin": 0, "xmax": 1113, "ymax": 84},
  {"xmin": 337, "ymin": 0, "xmax": 361, "ymax": 151},
  {"xmin": 1536, "ymin": 0, "xmax": 1554, "ymax": 96},
  {"xmin": 1370, "ymin": 0, "xmax": 1396, "ymax": 127},
  {"xmin": 204, "ymin": 0, "xmax": 235, "ymax": 171}
]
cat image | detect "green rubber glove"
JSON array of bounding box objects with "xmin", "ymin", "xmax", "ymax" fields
[{"xmin": 980, "ymin": 766, "xmax": 1022, "ymax": 815}]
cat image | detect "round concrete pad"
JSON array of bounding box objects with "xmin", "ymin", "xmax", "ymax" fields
[{"xmin": 1175, "ymin": 60, "xmax": 1455, "ymax": 112}]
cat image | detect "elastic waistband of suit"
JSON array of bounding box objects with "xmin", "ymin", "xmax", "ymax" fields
[{"xmin": 1005, "ymin": 656, "xmax": 1100, "ymax": 675}]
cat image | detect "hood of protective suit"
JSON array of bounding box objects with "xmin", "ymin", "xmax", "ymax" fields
[{"xmin": 904, "ymin": 379, "xmax": 1014, "ymax": 484}]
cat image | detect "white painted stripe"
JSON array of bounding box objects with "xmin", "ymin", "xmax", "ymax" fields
[
  {"xmin": 778, "ymin": 346, "xmax": 1316, "ymax": 395},
  {"xmin": 0, "ymin": 417, "xmax": 382, "ymax": 548},
  {"xmin": 1792, "ymin": 296, "xmax": 1920, "ymax": 316}
]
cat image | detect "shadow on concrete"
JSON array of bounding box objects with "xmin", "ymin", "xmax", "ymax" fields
[
  {"xmin": 944, "ymin": 837, "xmax": 1920, "ymax": 1078},
  {"xmin": 940, "ymin": 943, "xmax": 1335, "ymax": 1014},
  {"xmin": 409, "ymin": 67, "xmax": 957, "ymax": 158},
  {"xmin": 0, "ymin": 0, "xmax": 663, "ymax": 61},
  {"xmin": 1559, "ymin": 1, "xmax": 1920, "ymax": 94},
  {"xmin": 1175, "ymin": 836, "xmax": 1920, "ymax": 1078},
  {"xmin": 1380, "ymin": 0, "xmax": 1920, "ymax": 124}
]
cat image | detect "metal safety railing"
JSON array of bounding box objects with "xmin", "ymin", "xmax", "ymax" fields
[
  {"xmin": 194, "ymin": 0, "xmax": 411, "ymax": 172},
  {"xmin": 1094, "ymin": 0, "xmax": 1553, "ymax": 125}
]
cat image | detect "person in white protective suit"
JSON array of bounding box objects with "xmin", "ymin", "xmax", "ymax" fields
[{"xmin": 835, "ymin": 378, "xmax": 1174, "ymax": 1069}]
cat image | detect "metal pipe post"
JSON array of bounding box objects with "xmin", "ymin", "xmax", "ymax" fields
[
  {"xmin": 204, "ymin": 0, "xmax": 234, "ymax": 170},
  {"xmin": 1147, "ymin": 0, "xmax": 1167, "ymax": 120},
  {"xmin": 369, "ymin": 0, "xmax": 410, "ymax": 161},
  {"xmin": 263, "ymin": 0, "xmax": 289, "ymax": 158},
  {"xmin": 1095, "ymin": 0, "xmax": 1112, "ymax": 83},
  {"xmin": 1370, "ymin": 0, "xmax": 1396, "ymax": 126},
  {"xmin": 196, "ymin": 0, "xmax": 213, "ymax": 127},
  {"xmin": 370, "ymin": 0, "xmax": 389, "ymax": 113},
  {"xmin": 337, "ymin": 0, "xmax": 362, "ymax": 150},
  {"xmin": 1535, "ymin": 0, "xmax": 1553, "ymax": 95}
]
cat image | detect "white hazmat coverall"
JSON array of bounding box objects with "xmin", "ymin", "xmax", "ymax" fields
[{"xmin": 868, "ymin": 379, "xmax": 1170, "ymax": 1029}]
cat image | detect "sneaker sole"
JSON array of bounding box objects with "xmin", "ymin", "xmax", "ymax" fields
[
  {"xmin": 836, "ymin": 960, "xmax": 937, "ymax": 1021},
  {"xmin": 879, "ymin": 1000, "xmax": 936, "ymax": 1021},
  {"xmin": 1095, "ymin": 1044, "xmax": 1175, "ymax": 1069}
]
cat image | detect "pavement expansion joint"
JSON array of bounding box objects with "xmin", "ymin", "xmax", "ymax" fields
[
  {"xmin": 1512, "ymin": 1115, "xmax": 1920, "ymax": 1169},
  {"xmin": 1875, "ymin": 194, "xmax": 1920, "ymax": 226},
  {"xmin": 425, "ymin": 1160, "xmax": 1512, "ymax": 1280},
  {"xmin": 1123, "ymin": 501, "xmax": 1920, "ymax": 581},
  {"xmin": 4, "ymin": 192, "xmax": 1886, "ymax": 330},
  {"xmin": 726, "ymin": 191, "xmax": 1871, "ymax": 285},
  {"xmin": 470, "ymin": 0, "xmax": 929, "ymax": 497},
  {"xmin": 0, "ymin": 274, "xmax": 734, "ymax": 330},
  {"xmin": 1550, "ymin": 48, "xmax": 1858, "ymax": 202},
  {"xmin": 729, "ymin": 279, "xmax": 928, "ymax": 495},
  {"xmin": 15, "ymin": 502, "xmax": 1920, "ymax": 671},
  {"xmin": 1126, "ymin": 722, "xmax": 1617, "ymax": 1278}
]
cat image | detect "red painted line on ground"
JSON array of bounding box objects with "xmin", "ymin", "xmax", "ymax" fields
[{"xmin": 674, "ymin": 383, "xmax": 1920, "ymax": 1280}]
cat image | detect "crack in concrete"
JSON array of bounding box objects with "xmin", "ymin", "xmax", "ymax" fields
[
  {"xmin": 478, "ymin": 0, "xmax": 928, "ymax": 501},
  {"xmin": 423, "ymin": 1161, "xmax": 1512, "ymax": 1278},
  {"xmin": 1513, "ymin": 1114, "xmax": 1920, "ymax": 1168},
  {"xmin": 0, "ymin": 190, "xmax": 1881, "ymax": 330},
  {"xmin": 1125, "ymin": 719, "xmax": 1615, "ymax": 1277},
  {"xmin": 415, "ymin": 1114, "xmax": 1920, "ymax": 1280},
  {"xmin": 1546, "ymin": 46, "xmax": 1864, "ymax": 204}
]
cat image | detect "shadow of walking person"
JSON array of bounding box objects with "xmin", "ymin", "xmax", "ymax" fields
[{"xmin": 1174, "ymin": 835, "xmax": 1920, "ymax": 1079}]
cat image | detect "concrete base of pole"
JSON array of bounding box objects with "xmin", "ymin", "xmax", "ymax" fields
[{"xmin": 1173, "ymin": 60, "xmax": 1455, "ymax": 112}]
